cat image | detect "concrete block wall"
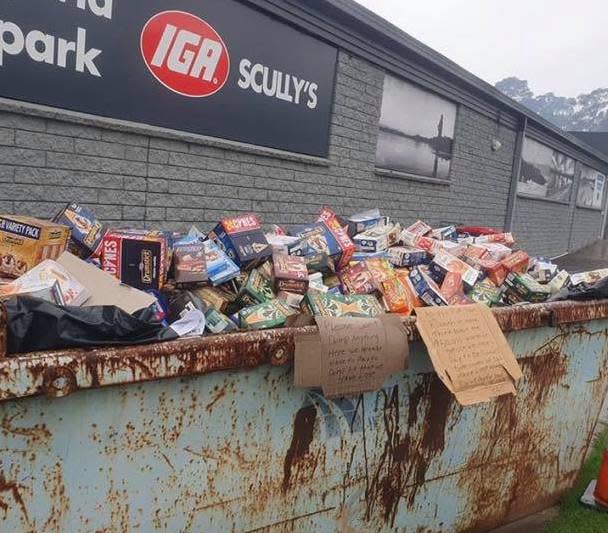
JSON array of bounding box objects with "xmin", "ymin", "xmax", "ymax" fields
[
  {"xmin": 570, "ymin": 208, "xmax": 604, "ymax": 251},
  {"xmin": 0, "ymin": 48, "xmax": 601, "ymax": 256}
]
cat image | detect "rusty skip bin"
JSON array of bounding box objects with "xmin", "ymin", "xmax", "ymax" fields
[{"xmin": 0, "ymin": 299, "xmax": 607, "ymax": 532}]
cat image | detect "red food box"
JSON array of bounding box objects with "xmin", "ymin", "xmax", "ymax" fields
[
  {"xmin": 405, "ymin": 220, "xmax": 432, "ymax": 237},
  {"xmin": 462, "ymin": 245, "xmax": 489, "ymax": 262},
  {"xmin": 340, "ymin": 261, "xmax": 376, "ymax": 295},
  {"xmin": 381, "ymin": 277, "xmax": 413, "ymax": 315},
  {"xmin": 366, "ymin": 258, "xmax": 395, "ymax": 287},
  {"xmin": 272, "ymin": 254, "xmax": 309, "ymax": 295},
  {"xmin": 102, "ymin": 230, "xmax": 170, "ymax": 290},
  {"xmin": 317, "ymin": 207, "xmax": 355, "ymax": 269},
  {"xmin": 501, "ymin": 251, "xmax": 529, "ymax": 274}
]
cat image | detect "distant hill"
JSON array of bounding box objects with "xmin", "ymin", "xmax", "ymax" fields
[{"xmin": 495, "ymin": 77, "xmax": 608, "ymax": 132}]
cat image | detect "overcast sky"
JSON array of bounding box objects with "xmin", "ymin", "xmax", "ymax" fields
[{"xmin": 354, "ymin": 0, "xmax": 607, "ymax": 97}]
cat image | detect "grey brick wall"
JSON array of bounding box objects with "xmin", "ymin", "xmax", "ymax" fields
[
  {"xmin": 513, "ymin": 198, "xmax": 572, "ymax": 257},
  {"xmin": 570, "ymin": 208, "xmax": 603, "ymax": 250},
  {"xmin": 0, "ymin": 49, "xmax": 599, "ymax": 257}
]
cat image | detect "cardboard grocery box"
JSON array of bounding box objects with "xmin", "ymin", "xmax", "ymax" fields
[
  {"xmin": 431, "ymin": 250, "xmax": 480, "ymax": 288},
  {"xmin": 239, "ymin": 299, "xmax": 295, "ymax": 330},
  {"xmin": 501, "ymin": 251, "xmax": 530, "ymax": 274},
  {"xmin": 173, "ymin": 243, "xmax": 207, "ymax": 284},
  {"xmin": 272, "ymin": 254, "xmax": 309, "ymax": 295},
  {"xmin": 101, "ymin": 230, "xmax": 170, "ymax": 291},
  {"xmin": 381, "ymin": 277, "xmax": 413, "ymax": 315},
  {"xmin": 301, "ymin": 291, "xmax": 384, "ymax": 318},
  {"xmin": 408, "ymin": 267, "xmax": 448, "ymax": 307},
  {"xmin": 54, "ymin": 203, "xmax": 106, "ymax": 259},
  {"xmin": 0, "ymin": 215, "xmax": 69, "ymax": 278},
  {"xmin": 209, "ymin": 214, "xmax": 272, "ymax": 270},
  {"xmin": 388, "ymin": 246, "xmax": 428, "ymax": 268},
  {"xmin": 352, "ymin": 223, "xmax": 401, "ymax": 253}
]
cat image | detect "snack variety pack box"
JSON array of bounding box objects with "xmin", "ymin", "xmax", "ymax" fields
[
  {"xmin": 0, "ymin": 215, "xmax": 70, "ymax": 278},
  {"xmin": 273, "ymin": 254, "xmax": 309, "ymax": 295},
  {"xmin": 54, "ymin": 203, "xmax": 107, "ymax": 259},
  {"xmin": 209, "ymin": 214, "xmax": 272, "ymax": 270},
  {"xmin": 302, "ymin": 291, "xmax": 385, "ymax": 318},
  {"xmin": 102, "ymin": 230, "xmax": 170, "ymax": 290}
]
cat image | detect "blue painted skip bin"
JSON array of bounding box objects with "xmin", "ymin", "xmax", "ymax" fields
[{"xmin": 0, "ymin": 300, "xmax": 607, "ymax": 532}]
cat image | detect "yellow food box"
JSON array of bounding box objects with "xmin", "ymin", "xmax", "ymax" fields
[{"xmin": 0, "ymin": 215, "xmax": 70, "ymax": 278}]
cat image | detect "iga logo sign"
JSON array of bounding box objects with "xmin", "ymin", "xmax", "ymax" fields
[{"xmin": 141, "ymin": 11, "xmax": 230, "ymax": 97}]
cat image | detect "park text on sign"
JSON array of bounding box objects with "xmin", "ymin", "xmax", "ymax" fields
[{"xmin": 0, "ymin": 0, "xmax": 337, "ymax": 156}]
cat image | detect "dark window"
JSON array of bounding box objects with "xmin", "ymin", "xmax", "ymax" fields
[
  {"xmin": 518, "ymin": 137, "xmax": 575, "ymax": 202},
  {"xmin": 376, "ymin": 75, "xmax": 456, "ymax": 180},
  {"xmin": 577, "ymin": 164, "xmax": 606, "ymax": 210}
]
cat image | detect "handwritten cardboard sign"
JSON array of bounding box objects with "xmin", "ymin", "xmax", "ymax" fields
[
  {"xmin": 415, "ymin": 304, "xmax": 523, "ymax": 406},
  {"xmin": 294, "ymin": 315, "xmax": 409, "ymax": 398}
]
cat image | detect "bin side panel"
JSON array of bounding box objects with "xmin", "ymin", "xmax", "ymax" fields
[{"xmin": 0, "ymin": 320, "xmax": 606, "ymax": 532}]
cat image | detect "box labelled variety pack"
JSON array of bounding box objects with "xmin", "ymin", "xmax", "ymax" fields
[
  {"xmin": 209, "ymin": 214, "xmax": 271, "ymax": 270},
  {"xmin": 101, "ymin": 230, "xmax": 170, "ymax": 290},
  {"xmin": 0, "ymin": 215, "xmax": 70, "ymax": 278}
]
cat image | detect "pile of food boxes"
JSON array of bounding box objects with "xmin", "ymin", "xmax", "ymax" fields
[{"xmin": 0, "ymin": 204, "xmax": 605, "ymax": 337}]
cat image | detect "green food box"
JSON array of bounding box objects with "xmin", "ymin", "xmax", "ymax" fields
[
  {"xmin": 301, "ymin": 291, "xmax": 384, "ymax": 318},
  {"xmin": 239, "ymin": 300, "xmax": 295, "ymax": 330}
]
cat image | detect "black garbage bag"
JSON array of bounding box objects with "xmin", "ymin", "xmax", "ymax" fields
[
  {"xmin": 5, "ymin": 296, "xmax": 178, "ymax": 355},
  {"xmin": 548, "ymin": 276, "xmax": 608, "ymax": 302}
]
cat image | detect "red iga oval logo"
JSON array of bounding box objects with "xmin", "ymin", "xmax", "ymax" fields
[{"xmin": 140, "ymin": 11, "xmax": 230, "ymax": 98}]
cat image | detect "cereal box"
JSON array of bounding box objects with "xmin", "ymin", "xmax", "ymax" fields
[
  {"xmin": 273, "ymin": 254, "xmax": 309, "ymax": 295},
  {"xmin": 209, "ymin": 214, "xmax": 272, "ymax": 270},
  {"xmin": 0, "ymin": 215, "xmax": 69, "ymax": 278}
]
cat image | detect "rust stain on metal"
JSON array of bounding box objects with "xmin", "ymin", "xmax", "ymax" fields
[
  {"xmin": 365, "ymin": 377, "xmax": 458, "ymax": 527},
  {"xmin": 0, "ymin": 413, "xmax": 51, "ymax": 444},
  {"xmin": 0, "ymin": 472, "xmax": 30, "ymax": 526},
  {"xmin": 205, "ymin": 386, "xmax": 227, "ymax": 413},
  {"xmin": 282, "ymin": 404, "xmax": 318, "ymax": 493}
]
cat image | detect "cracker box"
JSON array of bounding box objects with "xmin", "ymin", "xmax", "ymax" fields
[
  {"xmin": 239, "ymin": 300, "xmax": 295, "ymax": 330},
  {"xmin": 468, "ymin": 278, "xmax": 503, "ymax": 307},
  {"xmin": 54, "ymin": 203, "xmax": 106, "ymax": 259},
  {"xmin": 352, "ymin": 223, "xmax": 401, "ymax": 253},
  {"xmin": 340, "ymin": 261, "xmax": 376, "ymax": 295},
  {"xmin": 273, "ymin": 254, "xmax": 309, "ymax": 295},
  {"xmin": 381, "ymin": 276, "xmax": 413, "ymax": 315},
  {"xmin": 405, "ymin": 220, "xmax": 432, "ymax": 237},
  {"xmin": 501, "ymin": 251, "xmax": 530, "ymax": 274},
  {"xmin": 102, "ymin": 230, "xmax": 170, "ymax": 290},
  {"xmin": 209, "ymin": 214, "xmax": 272, "ymax": 270},
  {"xmin": 203, "ymin": 240, "xmax": 240, "ymax": 286},
  {"xmin": 408, "ymin": 267, "xmax": 448, "ymax": 307},
  {"xmin": 301, "ymin": 291, "xmax": 385, "ymax": 318},
  {"xmin": 432, "ymin": 250, "xmax": 480, "ymax": 288},
  {"xmin": 173, "ymin": 243, "xmax": 208, "ymax": 284},
  {"xmin": 388, "ymin": 246, "xmax": 428, "ymax": 268},
  {"xmin": 0, "ymin": 215, "xmax": 70, "ymax": 278}
]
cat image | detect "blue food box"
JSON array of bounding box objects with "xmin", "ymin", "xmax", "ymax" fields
[
  {"xmin": 387, "ymin": 246, "xmax": 428, "ymax": 268},
  {"xmin": 209, "ymin": 214, "xmax": 272, "ymax": 270},
  {"xmin": 409, "ymin": 267, "xmax": 448, "ymax": 307}
]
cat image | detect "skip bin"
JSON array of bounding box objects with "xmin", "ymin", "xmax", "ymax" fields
[{"xmin": 0, "ymin": 300, "xmax": 607, "ymax": 532}]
